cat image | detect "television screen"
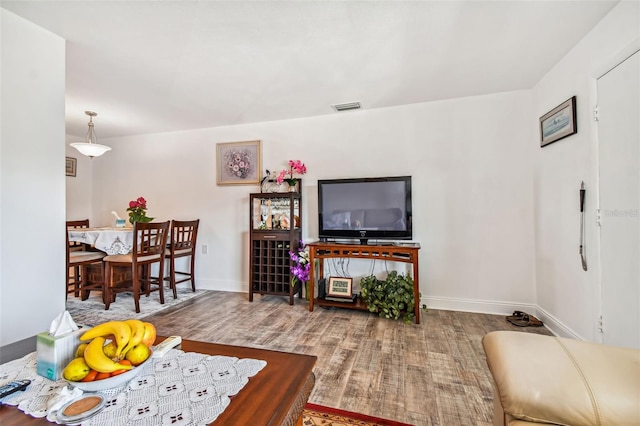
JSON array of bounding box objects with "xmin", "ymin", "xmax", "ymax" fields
[{"xmin": 318, "ymin": 176, "xmax": 412, "ymax": 244}]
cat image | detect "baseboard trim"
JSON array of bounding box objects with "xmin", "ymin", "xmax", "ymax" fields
[
  {"xmin": 0, "ymin": 335, "xmax": 36, "ymax": 364},
  {"xmin": 423, "ymin": 296, "xmax": 582, "ymax": 340},
  {"xmin": 533, "ymin": 306, "xmax": 585, "ymax": 340},
  {"xmin": 422, "ymin": 295, "xmax": 536, "ymax": 316},
  {"xmin": 197, "ymin": 280, "xmax": 245, "ymax": 293}
]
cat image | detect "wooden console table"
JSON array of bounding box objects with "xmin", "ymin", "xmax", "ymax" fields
[{"xmin": 308, "ymin": 241, "xmax": 421, "ymax": 324}]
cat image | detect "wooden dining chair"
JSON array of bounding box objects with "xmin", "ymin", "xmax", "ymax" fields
[
  {"xmin": 66, "ymin": 220, "xmax": 105, "ymax": 301},
  {"xmin": 103, "ymin": 220, "xmax": 170, "ymax": 313},
  {"xmin": 164, "ymin": 219, "xmax": 200, "ymax": 299},
  {"xmin": 67, "ymin": 219, "xmax": 88, "ymax": 296}
]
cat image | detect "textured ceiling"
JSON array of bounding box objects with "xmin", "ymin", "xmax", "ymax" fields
[{"xmin": 2, "ymin": 1, "xmax": 619, "ymax": 139}]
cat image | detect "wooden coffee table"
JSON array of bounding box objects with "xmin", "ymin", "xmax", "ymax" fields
[{"xmin": 0, "ymin": 337, "xmax": 317, "ymax": 425}]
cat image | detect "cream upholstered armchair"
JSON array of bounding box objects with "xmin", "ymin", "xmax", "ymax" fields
[{"xmin": 482, "ymin": 331, "xmax": 640, "ymax": 425}]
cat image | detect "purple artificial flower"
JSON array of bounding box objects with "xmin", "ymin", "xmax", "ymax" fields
[{"xmin": 289, "ymin": 241, "xmax": 310, "ymax": 284}]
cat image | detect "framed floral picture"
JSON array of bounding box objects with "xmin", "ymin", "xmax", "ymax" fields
[
  {"xmin": 216, "ymin": 140, "xmax": 262, "ymax": 185},
  {"xmin": 65, "ymin": 157, "xmax": 77, "ymax": 177}
]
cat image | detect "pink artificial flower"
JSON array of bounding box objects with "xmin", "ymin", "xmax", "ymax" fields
[
  {"xmin": 129, "ymin": 201, "xmax": 137, "ymax": 208},
  {"xmin": 288, "ymin": 160, "xmax": 306, "ymax": 174},
  {"xmin": 276, "ymin": 169, "xmax": 288, "ymax": 184}
]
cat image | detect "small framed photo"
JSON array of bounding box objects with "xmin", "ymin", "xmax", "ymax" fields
[
  {"xmin": 65, "ymin": 157, "xmax": 77, "ymax": 177},
  {"xmin": 327, "ymin": 277, "xmax": 353, "ymax": 298},
  {"xmin": 540, "ymin": 96, "xmax": 577, "ymax": 147},
  {"xmin": 216, "ymin": 140, "xmax": 262, "ymax": 185}
]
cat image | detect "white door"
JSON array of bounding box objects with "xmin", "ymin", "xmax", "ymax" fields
[{"xmin": 597, "ymin": 50, "xmax": 640, "ymax": 349}]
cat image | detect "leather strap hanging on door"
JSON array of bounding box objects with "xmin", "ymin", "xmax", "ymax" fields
[{"xmin": 580, "ymin": 181, "xmax": 588, "ymax": 271}]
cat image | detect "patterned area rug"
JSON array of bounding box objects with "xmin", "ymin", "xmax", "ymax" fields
[
  {"xmin": 66, "ymin": 288, "xmax": 210, "ymax": 326},
  {"xmin": 303, "ymin": 403, "xmax": 413, "ymax": 426}
]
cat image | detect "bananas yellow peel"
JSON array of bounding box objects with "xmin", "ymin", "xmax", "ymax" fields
[
  {"xmin": 80, "ymin": 320, "xmax": 132, "ymax": 357},
  {"xmin": 121, "ymin": 319, "xmax": 146, "ymax": 356},
  {"xmin": 84, "ymin": 336, "xmax": 134, "ymax": 374}
]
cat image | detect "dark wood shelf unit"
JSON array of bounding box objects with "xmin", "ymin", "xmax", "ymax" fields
[
  {"xmin": 249, "ymin": 191, "xmax": 302, "ymax": 305},
  {"xmin": 308, "ymin": 241, "xmax": 422, "ymax": 323},
  {"xmin": 315, "ymin": 296, "xmax": 369, "ymax": 311}
]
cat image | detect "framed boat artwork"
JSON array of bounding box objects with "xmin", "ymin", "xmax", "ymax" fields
[{"xmin": 540, "ymin": 96, "xmax": 577, "ymax": 147}]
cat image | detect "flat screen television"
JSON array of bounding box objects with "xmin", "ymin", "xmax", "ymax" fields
[{"xmin": 318, "ymin": 176, "xmax": 412, "ymax": 244}]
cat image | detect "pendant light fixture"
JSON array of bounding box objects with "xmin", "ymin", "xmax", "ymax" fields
[{"xmin": 70, "ymin": 111, "xmax": 112, "ymax": 158}]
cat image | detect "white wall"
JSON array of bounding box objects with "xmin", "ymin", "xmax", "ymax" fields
[
  {"xmin": 0, "ymin": 9, "xmax": 66, "ymax": 346},
  {"xmin": 60, "ymin": 1, "xmax": 639, "ymax": 342},
  {"xmin": 84, "ymin": 90, "xmax": 536, "ymax": 314},
  {"xmin": 66, "ymin": 136, "xmax": 93, "ymax": 222},
  {"xmin": 532, "ymin": 0, "xmax": 640, "ymax": 341}
]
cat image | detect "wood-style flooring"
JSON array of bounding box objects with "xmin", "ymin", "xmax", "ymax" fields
[{"xmin": 142, "ymin": 291, "xmax": 552, "ymax": 426}]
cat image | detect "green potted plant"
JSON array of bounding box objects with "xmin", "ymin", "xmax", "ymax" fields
[{"xmin": 359, "ymin": 271, "xmax": 425, "ymax": 324}]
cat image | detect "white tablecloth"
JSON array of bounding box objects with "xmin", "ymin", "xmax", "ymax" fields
[
  {"xmin": 0, "ymin": 350, "xmax": 266, "ymax": 425},
  {"xmin": 68, "ymin": 227, "xmax": 134, "ymax": 255}
]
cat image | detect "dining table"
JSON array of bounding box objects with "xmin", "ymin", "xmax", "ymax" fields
[{"xmin": 67, "ymin": 227, "xmax": 134, "ymax": 255}]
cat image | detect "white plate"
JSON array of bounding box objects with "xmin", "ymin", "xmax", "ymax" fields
[
  {"xmin": 56, "ymin": 393, "xmax": 106, "ymax": 424},
  {"xmin": 66, "ymin": 355, "xmax": 153, "ymax": 392}
]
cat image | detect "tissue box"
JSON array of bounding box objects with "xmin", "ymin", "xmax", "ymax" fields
[{"xmin": 36, "ymin": 326, "xmax": 86, "ymax": 381}]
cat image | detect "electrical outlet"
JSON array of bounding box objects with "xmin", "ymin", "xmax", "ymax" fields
[{"xmin": 202, "ymin": 244, "xmax": 208, "ymax": 254}]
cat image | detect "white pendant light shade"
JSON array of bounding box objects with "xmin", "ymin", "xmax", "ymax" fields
[
  {"xmin": 70, "ymin": 111, "xmax": 111, "ymax": 158},
  {"xmin": 70, "ymin": 142, "xmax": 111, "ymax": 157}
]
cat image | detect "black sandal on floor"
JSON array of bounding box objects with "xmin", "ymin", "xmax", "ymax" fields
[
  {"xmin": 505, "ymin": 310, "xmax": 527, "ymax": 323},
  {"xmin": 506, "ymin": 313, "xmax": 543, "ymax": 327}
]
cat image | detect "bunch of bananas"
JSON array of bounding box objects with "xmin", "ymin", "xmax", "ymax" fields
[{"xmin": 63, "ymin": 319, "xmax": 156, "ymax": 382}]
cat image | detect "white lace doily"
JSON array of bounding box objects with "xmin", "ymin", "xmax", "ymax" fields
[{"xmin": 0, "ymin": 349, "xmax": 266, "ymax": 425}]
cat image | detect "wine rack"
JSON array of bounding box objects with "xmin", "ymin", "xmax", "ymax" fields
[{"xmin": 249, "ymin": 191, "xmax": 302, "ymax": 304}]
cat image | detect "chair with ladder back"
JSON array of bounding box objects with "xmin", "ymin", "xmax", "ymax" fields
[
  {"xmin": 164, "ymin": 219, "xmax": 200, "ymax": 299},
  {"xmin": 66, "ymin": 219, "xmax": 105, "ymax": 301},
  {"xmin": 103, "ymin": 220, "xmax": 170, "ymax": 313}
]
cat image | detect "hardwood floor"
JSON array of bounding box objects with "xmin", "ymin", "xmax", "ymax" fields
[{"xmin": 142, "ymin": 291, "xmax": 552, "ymax": 426}]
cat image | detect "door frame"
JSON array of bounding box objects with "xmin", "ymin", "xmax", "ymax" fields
[{"xmin": 591, "ymin": 37, "xmax": 640, "ymax": 344}]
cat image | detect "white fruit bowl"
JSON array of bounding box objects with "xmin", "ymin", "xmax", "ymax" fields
[{"xmin": 66, "ymin": 355, "xmax": 153, "ymax": 392}]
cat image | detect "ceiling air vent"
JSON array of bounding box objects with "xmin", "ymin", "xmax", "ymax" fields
[{"xmin": 332, "ymin": 101, "xmax": 362, "ymax": 112}]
